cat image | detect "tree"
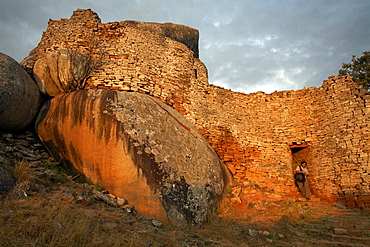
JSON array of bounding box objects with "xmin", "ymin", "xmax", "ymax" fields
[
  {"xmin": 63, "ymin": 31, "xmax": 105, "ymax": 92},
  {"xmin": 67, "ymin": 49, "xmax": 103, "ymax": 92},
  {"xmin": 338, "ymin": 50, "xmax": 370, "ymax": 90}
]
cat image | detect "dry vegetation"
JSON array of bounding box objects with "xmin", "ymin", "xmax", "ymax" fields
[{"xmin": 1, "ymin": 160, "xmax": 370, "ymax": 247}]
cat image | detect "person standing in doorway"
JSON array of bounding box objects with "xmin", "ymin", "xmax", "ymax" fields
[{"xmin": 295, "ymin": 161, "xmax": 311, "ymax": 200}]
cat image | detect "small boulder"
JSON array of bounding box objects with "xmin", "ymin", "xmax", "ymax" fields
[
  {"xmin": 129, "ymin": 21, "xmax": 199, "ymax": 58},
  {"xmin": 0, "ymin": 164, "xmax": 17, "ymax": 197},
  {"xmin": 33, "ymin": 57, "xmax": 61, "ymax": 96},
  {"xmin": 0, "ymin": 52, "xmax": 41, "ymax": 130},
  {"xmin": 36, "ymin": 90, "xmax": 229, "ymax": 227},
  {"xmin": 33, "ymin": 49, "xmax": 94, "ymax": 96}
]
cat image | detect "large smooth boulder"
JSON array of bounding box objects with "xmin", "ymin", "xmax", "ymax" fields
[
  {"xmin": 33, "ymin": 49, "xmax": 93, "ymax": 96},
  {"xmin": 0, "ymin": 52, "xmax": 41, "ymax": 130},
  {"xmin": 36, "ymin": 90, "xmax": 228, "ymax": 227}
]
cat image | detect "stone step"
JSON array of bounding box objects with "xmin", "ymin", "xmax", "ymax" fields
[
  {"xmin": 327, "ymin": 233, "xmax": 370, "ymax": 243},
  {"xmin": 301, "ymin": 221, "xmax": 370, "ymax": 237},
  {"xmin": 303, "ymin": 238, "xmax": 370, "ymax": 247}
]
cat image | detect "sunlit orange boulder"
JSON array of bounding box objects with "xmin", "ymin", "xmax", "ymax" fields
[{"xmin": 36, "ymin": 90, "xmax": 229, "ymax": 227}]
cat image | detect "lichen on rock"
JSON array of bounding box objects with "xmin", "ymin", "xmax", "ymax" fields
[{"xmin": 36, "ymin": 89, "xmax": 229, "ymax": 227}]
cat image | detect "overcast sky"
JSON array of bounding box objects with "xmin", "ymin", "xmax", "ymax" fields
[{"xmin": 1, "ymin": 0, "xmax": 369, "ymax": 94}]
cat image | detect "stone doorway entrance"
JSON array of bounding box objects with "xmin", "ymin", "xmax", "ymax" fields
[
  {"xmin": 290, "ymin": 143, "xmax": 313, "ymax": 198},
  {"xmin": 289, "ymin": 143, "xmax": 310, "ymax": 170}
]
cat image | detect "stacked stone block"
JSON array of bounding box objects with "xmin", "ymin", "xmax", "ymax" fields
[{"xmin": 312, "ymin": 76, "xmax": 370, "ymax": 207}]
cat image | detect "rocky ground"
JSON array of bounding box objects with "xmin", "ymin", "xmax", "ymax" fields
[{"xmin": 1, "ymin": 130, "xmax": 370, "ymax": 246}]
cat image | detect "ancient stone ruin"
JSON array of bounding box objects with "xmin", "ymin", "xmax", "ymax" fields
[{"xmin": 3, "ymin": 8, "xmax": 369, "ymax": 219}]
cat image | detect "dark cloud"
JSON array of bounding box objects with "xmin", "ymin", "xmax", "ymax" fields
[{"xmin": 1, "ymin": 0, "xmax": 369, "ymax": 93}]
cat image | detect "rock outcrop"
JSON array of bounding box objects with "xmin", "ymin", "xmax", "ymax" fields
[
  {"xmin": 128, "ymin": 21, "xmax": 199, "ymax": 58},
  {"xmin": 33, "ymin": 49, "xmax": 95, "ymax": 96},
  {"xmin": 36, "ymin": 90, "xmax": 228, "ymax": 227},
  {"xmin": 0, "ymin": 52, "xmax": 41, "ymax": 130}
]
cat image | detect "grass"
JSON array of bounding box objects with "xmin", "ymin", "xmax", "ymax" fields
[
  {"xmin": 0, "ymin": 172, "xmax": 178, "ymax": 246},
  {"xmin": 0, "ymin": 160, "xmax": 186, "ymax": 246},
  {"xmin": 2, "ymin": 160, "xmax": 370, "ymax": 247},
  {"xmin": 12, "ymin": 159, "xmax": 34, "ymax": 183},
  {"xmin": 0, "ymin": 197, "xmax": 135, "ymax": 246},
  {"xmin": 275, "ymin": 198, "xmax": 315, "ymax": 224},
  {"xmin": 94, "ymin": 183, "xmax": 104, "ymax": 192},
  {"xmin": 39, "ymin": 161, "xmax": 66, "ymax": 183}
]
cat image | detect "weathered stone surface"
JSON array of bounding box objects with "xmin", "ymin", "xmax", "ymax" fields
[
  {"xmin": 36, "ymin": 90, "xmax": 229, "ymax": 227},
  {"xmin": 0, "ymin": 130, "xmax": 51, "ymax": 165},
  {"xmin": 0, "ymin": 52, "xmax": 41, "ymax": 130},
  {"xmin": 0, "ymin": 163, "xmax": 16, "ymax": 197},
  {"xmin": 33, "ymin": 57, "xmax": 61, "ymax": 96},
  {"xmin": 33, "ymin": 49, "xmax": 93, "ymax": 96},
  {"xmin": 129, "ymin": 21, "xmax": 199, "ymax": 58}
]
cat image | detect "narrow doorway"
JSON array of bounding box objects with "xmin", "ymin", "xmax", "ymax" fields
[
  {"xmin": 290, "ymin": 143, "xmax": 313, "ymax": 198},
  {"xmin": 290, "ymin": 143, "xmax": 309, "ymax": 169}
]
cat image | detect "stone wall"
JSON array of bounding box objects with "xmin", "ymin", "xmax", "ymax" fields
[
  {"xmin": 186, "ymin": 76, "xmax": 370, "ymax": 208},
  {"xmin": 24, "ymin": 9, "xmax": 370, "ymax": 209},
  {"xmin": 314, "ymin": 76, "xmax": 370, "ymax": 207}
]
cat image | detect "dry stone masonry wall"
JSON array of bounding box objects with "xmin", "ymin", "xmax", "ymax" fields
[
  {"xmin": 314, "ymin": 76, "xmax": 370, "ymax": 208},
  {"xmin": 24, "ymin": 9, "xmax": 370, "ymax": 210}
]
